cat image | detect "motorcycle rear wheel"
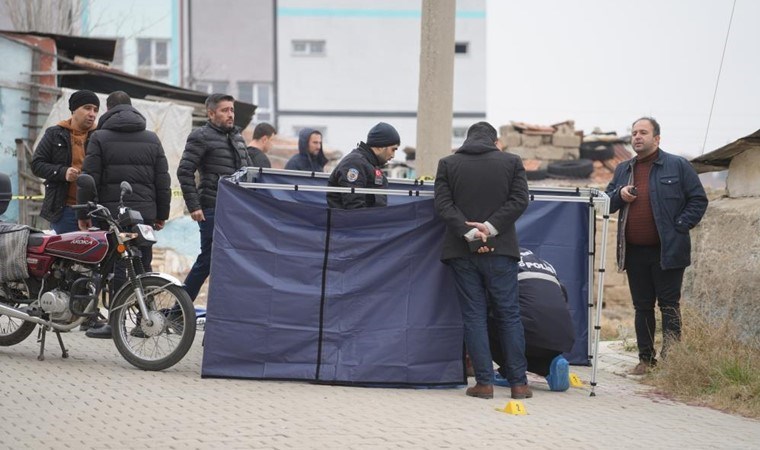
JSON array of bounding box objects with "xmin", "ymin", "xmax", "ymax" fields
[
  {"xmin": 110, "ymin": 276, "xmax": 196, "ymax": 371},
  {"xmin": 0, "ymin": 283, "xmax": 37, "ymax": 346}
]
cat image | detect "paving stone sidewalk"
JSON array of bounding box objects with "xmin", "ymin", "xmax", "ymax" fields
[{"xmin": 0, "ymin": 330, "xmax": 758, "ymax": 449}]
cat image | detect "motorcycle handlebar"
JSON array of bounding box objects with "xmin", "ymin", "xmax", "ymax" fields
[
  {"xmin": 70, "ymin": 203, "xmax": 93, "ymax": 211},
  {"xmin": 71, "ymin": 203, "xmax": 114, "ymax": 222}
]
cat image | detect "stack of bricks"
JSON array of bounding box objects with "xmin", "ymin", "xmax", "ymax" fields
[{"xmin": 499, "ymin": 120, "xmax": 582, "ymax": 160}]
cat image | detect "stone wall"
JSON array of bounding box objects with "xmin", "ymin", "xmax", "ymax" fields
[
  {"xmin": 727, "ymin": 150, "xmax": 760, "ymax": 197},
  {"xmin": 499, "ymin": 122, "xmax": 581, "ymax": 160},
  {"xmin": 683, "ymin": 197, "xmax": 760, "ymax": 346}
]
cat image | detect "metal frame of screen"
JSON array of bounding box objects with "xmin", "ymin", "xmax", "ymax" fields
[{"xmin": 228, "ymin": 167, "xmax": 611, "ymax": 395}]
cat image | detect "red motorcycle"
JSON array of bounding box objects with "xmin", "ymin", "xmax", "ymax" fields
[{"xmin": 0, "ymin": 173, "xmax": 195, "ymax": 371}]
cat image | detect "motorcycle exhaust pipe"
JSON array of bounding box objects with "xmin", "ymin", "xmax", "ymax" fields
[{"xmin": 0, "ymin": 303, "xmax": 83, "ymax": 331}]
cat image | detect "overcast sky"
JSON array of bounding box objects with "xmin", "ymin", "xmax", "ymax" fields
[{"xmin": 485, "ymin": 0, "xmax": 759, "ymax": 157}]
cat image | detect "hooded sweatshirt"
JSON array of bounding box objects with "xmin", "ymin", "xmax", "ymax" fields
[{"xmin": 284, "ymin": 128, "xmax": 328, "ymax": 171}]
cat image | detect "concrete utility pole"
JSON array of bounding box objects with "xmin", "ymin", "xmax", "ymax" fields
[{"xmin": 416, "ymin": 0, "xmax": 456, "ymax": 179}]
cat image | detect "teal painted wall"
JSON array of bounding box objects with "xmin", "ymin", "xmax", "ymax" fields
[{"xmin": 0, "ymin": 38, "xmax": 32, "ymax": 222}]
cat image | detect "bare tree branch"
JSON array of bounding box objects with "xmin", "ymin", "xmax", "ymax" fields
[{"xmin": 2, "ymin": 0, "xmax": 84, "ymax": 34}]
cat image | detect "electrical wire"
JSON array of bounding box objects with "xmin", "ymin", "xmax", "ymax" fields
[{"xmin": 701, "ymin": 0, "xmax": 737, "ymax": 155}]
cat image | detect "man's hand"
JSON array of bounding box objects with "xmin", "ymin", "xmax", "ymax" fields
[
  {"xmin": 65, "ymin": 167, "xmax": 80, "ymax": 182},
  {"xmin": 477, "ymin": 245, "xmax": 494, "ymax": 254},
  {"xmin": 78, "ymin": 219, "xmax": 91, "ymax": 231},
  {"xmin": 190, "ymin": 210, "xmax": 205, "ymax": 222},
  {"xmin": 465, "ymin": 221, "xmax": 491, "ymax": 239},
  {"xmin": 153, "ymin": 219, "xmax": 165, "ymax": 231},
  {"xmin": 621, "ymin": 185, "xmax": 637, "ymax": 203}
]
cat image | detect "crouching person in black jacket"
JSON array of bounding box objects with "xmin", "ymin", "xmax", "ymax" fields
[
  {"xmin": 488, "ymin": 248, "xmax": 575, "ymax": 392},
  {"xmin": 80, "ymin": 91, "xmax": 171, "ymax": 338}
]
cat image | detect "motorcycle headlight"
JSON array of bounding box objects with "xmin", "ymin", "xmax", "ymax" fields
[{"xmin": 135, "ymin": 223, "xmax": 157, "ymax": 245}]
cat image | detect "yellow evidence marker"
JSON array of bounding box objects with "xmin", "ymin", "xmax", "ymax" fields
[{"xmin": 495, "ymin": 401, "xmax": 527, "ymax": 415}]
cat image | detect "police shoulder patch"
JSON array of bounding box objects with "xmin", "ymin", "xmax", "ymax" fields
[{"xmin": 346, "ymin": 168, "xmax": 360, "ymax": 182}]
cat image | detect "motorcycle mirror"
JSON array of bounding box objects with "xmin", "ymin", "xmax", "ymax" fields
[
  {"xmin": 120, "ymin": 181, "xmax": 133, "ymax": 199},
  {"xmin": 76, "ymin": 173, "xmax": 98, "ymax": 204},
  {"xmin": 0, "ymin": 172, "xmax": 11, "ymax": 216}
]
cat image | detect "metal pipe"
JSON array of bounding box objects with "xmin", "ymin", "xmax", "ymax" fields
[{"xmin": 0, "ymin": 303, "xmax": 87, "ymax": 331}]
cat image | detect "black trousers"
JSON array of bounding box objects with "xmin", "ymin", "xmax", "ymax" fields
[{"xmin": 625, "ymin": 244, "xmax": 684, "ymax": 363}]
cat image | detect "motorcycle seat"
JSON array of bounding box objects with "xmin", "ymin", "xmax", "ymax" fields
[{"xmin": 28, "ymin": 233, "xmax": 47, "ymax": 247}]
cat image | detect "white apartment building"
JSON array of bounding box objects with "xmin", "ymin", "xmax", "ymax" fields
[
  {"xmin": 82, "ymin": 0, "xmax": 179, "ymax": 86},
  {"xmin": 276, "ymin": 0, "xmax": 486, "ymax": 157}
]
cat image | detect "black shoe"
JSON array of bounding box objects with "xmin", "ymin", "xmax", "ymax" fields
[
  {"xmin": 86, "ymin": 324, "xmax": 113, "ymax": 339},
  {"xmin": 80, "ymin": 317, "xmax": 107, "ymax": 331}
]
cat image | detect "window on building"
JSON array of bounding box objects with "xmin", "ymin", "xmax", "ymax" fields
[
  {"xmin": 137, "ymin": 38, "xmax": 171, "ymax": 81},
  {"xmin": 238, "ymin": 81, "xmax": 274, "ymax": 124},
  {"xmin": 292, "ymin": 40, "xmax": 326, "ymax": 56},
  {"xmin": 455, "ymin": 42, "xmax": 469, "ymax": 55},
  {"xmin": 452, "ymin": 127, "xmax": 468, "ymax": 139},
  {"xmin": 195, "ymin": 81, "xmax": 230, "ymax": 95},
  {"xmin": 452, "ymin": 126, "xmax": 468, "ymax": 146}
]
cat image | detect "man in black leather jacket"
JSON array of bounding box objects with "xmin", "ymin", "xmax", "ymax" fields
[
  {"xmin": 31, "ymin": 90, "xmax": 100, "ymax": 233},
  {"xmin": 177, "ymin": 93, "xmax": 252, "ymax": 301}
]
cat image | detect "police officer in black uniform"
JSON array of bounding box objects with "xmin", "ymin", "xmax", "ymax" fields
[
  {"xmin": 489, "ymin": 248, "xmax": 575, "ymax": 391},
  {"xmin": 327, "ymin": 122, "xmax": 400, "ymax": 209}
]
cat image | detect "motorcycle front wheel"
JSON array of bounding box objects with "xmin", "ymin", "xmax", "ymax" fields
[
  {"xmin": 0, "ymin": 282, "xmax": 37, "ymax": 346},
  {"xmin": 110, "ymin": 276, "xmax": 196, "ymax": 371}
]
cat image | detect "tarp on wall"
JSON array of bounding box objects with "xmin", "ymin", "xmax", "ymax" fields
[{"xmin": 201, "ymin": 173, "xmax": 591, "ymax": 384}]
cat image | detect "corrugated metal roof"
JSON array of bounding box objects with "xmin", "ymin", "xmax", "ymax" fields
[
  {"xmin": 0, "ymin": 31, "xmax": 257, "ymax": 128},
  {"xmin": 0, "ymin": 30, "xmax": 116, "ymax": 61},
  {"xmin": 691, "ymin": 129, "xmax": 760, "ymax": 174}
]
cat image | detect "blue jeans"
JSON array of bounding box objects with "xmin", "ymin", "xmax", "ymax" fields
[
  {"xmin": 51, "ymin": 206, "xmax": 79, "ymax": 234},
  {"xmin": 450, "ymin": 255, "xmax": 527, "ymax": 386},
  {"xmin": 184, "ymin": 208, "xmax": 215, "ymax": 301}
]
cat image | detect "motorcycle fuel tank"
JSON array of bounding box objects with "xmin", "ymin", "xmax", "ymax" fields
[{"xmin": 42, "ymin": 231, "xmax": 109, "ymax": 264}]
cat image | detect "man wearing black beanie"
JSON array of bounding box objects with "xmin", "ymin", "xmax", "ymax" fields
[
  {"xmin": 327, "ymin": 122, "xmax": 400, "ymax": 209},
  {"xmin": 32, "ymin": 89, "xmax": 100, "ymax": 234}
]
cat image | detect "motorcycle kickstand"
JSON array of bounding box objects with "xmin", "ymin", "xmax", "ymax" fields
[
  {"xmin": 35, "ymin": 326, "xmax": 69, "ymax": 360},
  {"xmin": 36, "ymin": 326, "xmax": 48, "ymax": 361},
  {"xmin": 54, "ymin": 330, "xmax": 69, "ymax": 359}
]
